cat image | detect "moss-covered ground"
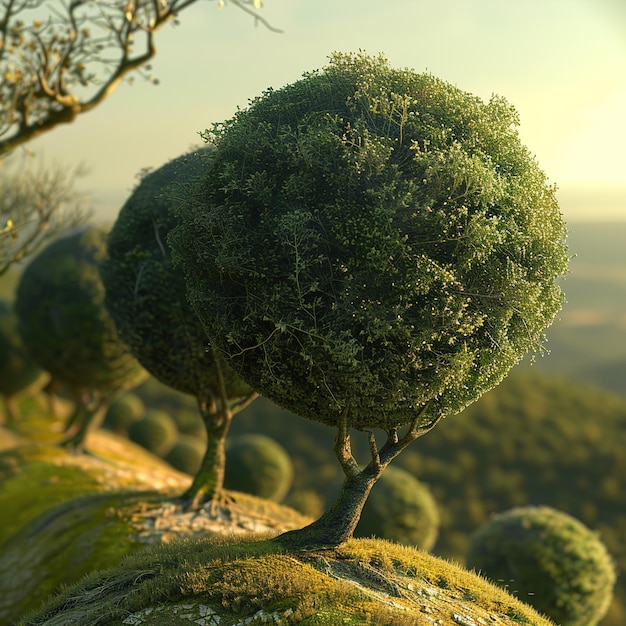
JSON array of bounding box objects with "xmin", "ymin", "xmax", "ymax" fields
[{"xmin": 18, "ymin": 535, "xmax": 556, "ymax": 626}]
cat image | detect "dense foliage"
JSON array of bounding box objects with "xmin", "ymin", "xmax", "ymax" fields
[
  {"xmin": 102, "ymin": 150, "xmax": 256, "ymax": 506},
  {"xmin": 171, "ymin": 51, "xmax": 568, "ymax": 432},
  {"xmin": 102, "ymin": 149, "xmax": 251, "ymax": 401},
  {"xmin": 466, "ymin": 506, "xmax": 615, "ymax": 626},
  {"xmin": 15, "ymin": 226, "xmax": 146, "ymax": 399}
]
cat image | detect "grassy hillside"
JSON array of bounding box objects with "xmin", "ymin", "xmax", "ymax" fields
[{"xmin": 19, "ymin": 535, "xmax": 556, "ymax": 626}]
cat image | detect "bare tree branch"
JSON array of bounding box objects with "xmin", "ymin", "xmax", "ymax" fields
[
  {"xmin": 0, "ymin": 152, "xmax": 92, "ymax": 275},
  {"xmin": 0, "ymin": 0, "xmax": 280, "ymax": 156}
]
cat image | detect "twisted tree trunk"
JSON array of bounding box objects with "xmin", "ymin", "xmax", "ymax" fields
[{"xmin": 275, "ymin": 406, "xmax": 441, "ymax": 551}]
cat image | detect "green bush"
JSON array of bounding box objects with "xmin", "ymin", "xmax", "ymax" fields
[
  {"xmin": 103, "ymin": 392, "xmax": 145, "ymax": 435},
  {"xmin": 466, "ymin": 506, "xmax": 616, "ymax": 626},
  {"xmin": 127, "ymin": 409, "xmax": 178, "ymax": 457},
  {"xmin": 224, "ymin": 434, "xmax": 294, "ymax": 502},
  {"xmin": 283, "ymin": 488, "xmax": 325, "ymax": 519},
  {"xmin": 164, "ymin": 434, "xmax": 206, "ymax": 476},
  {"xmin": 354, "ymin": 466, "xmax": 439, "ymax": 551}
]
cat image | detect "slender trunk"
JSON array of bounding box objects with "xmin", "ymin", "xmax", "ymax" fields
[
  {"xmin": 180, "ymin": 395, "xmax": 231, "ymax": 510},
  {"xmin": 275, "ymin": 469, "xmax": 378, "ymax": 551},
  {"xmin": 274, "ymin": 405, "xmax": 442, "ymax": 552},
  {"xmin": 60, "ymin": 392, "xmax": 108, "ymax": 451}
]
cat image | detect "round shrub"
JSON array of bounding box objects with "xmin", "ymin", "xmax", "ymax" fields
[
  {"xmin": 127, "ymin": 409, "xmax": 178, "ymax": 457},
  {"xmin": 164, "ymin": 434, "xmax": 206, "ymax": 476},
  {"xmin": 466, "ymin": 506, "xmax": 616, "ymax": 626},
  {"xmin": 354, "ymin": 466, "xmax": 439, "ymax": 551},
  {"xmin": 224, "ymin": 434, "xmax": 294, "ymax": 502},
  {"xmin": 103, "ymin": 392, "xmax": 145, "ymax": 435}
]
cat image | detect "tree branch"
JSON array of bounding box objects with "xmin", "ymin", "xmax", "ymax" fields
[
  {"xmin": 333, "ymin": 407, "xmax": 361, "ymax": 478},
  {"xmin": 0, "ymin": 0, "xmax": 281, "ymax": 157}
]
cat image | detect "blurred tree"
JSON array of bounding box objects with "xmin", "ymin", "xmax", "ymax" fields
[
  {"xmin": 224, "ymin": 434, "xmax": 294, "ymax": 502},
  {"xmin": 0, "ymin": 153, "xmax": 91, "ymax": 276},
  {"xmin": 165, "ymin": 433, "xmax": 206, "ymax": 476},
  {"xmin": 127, "ymin": 407, "xmax": 178, "ymax": 456},
  {"xmin": 170, "ymin": 52, "xmax": 569, "ymax": 550},
  {"xmin": 102, "ymin": 149, "xmax": 256, "ymax": 510},
  {"xmin": 103, "ymin": 391, "xmax": 145, "ymax": 434},
  {"xmin": 15, "ymin": 225, "xmax": 147, "ymax": 447},
  {"xmin": 0, "ymin": 0, "xmax": 279, "ymax": 157},
  {"xmin": 466, "ymin": 506, "xmax": 616, "ymax": 626}
]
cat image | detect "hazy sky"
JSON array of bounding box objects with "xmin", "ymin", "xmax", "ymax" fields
[{"xmin": 21, "ymin": 0, "xmax": 626, "ymax": 223}]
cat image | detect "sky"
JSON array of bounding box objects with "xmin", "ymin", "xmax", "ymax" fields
[{"xmin": 19, "ymin": 0, "xmax": 626, "ymax": 224}]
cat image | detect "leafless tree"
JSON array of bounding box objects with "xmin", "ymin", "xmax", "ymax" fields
[
  {"xmin": 0, "ymin": 0, "xmax": 279, "ymax": 156},
  {"xmin": 0, "ymin": 152, "xmax": 91, "ymax": 275}
]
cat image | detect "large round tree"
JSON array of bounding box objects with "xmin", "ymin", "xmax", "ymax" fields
[
  {"xmin": 169, "ymin": 52, "xmax": 569, "ymax": 549},
  {"xmin": 102, "ymin": 150, "xmax": 256, "ymax": 509},
  {"xmin": 15, "ymin": 225, "xmax": 147, "ymax": 447}
]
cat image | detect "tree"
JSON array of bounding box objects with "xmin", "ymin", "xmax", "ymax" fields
[
  {"xmin": 0, "ymin": 0, "xmax": 278, "ymax": 157},
  {"xmin": 15, "ymin": 225, "xmax": 147, "ymax": 447},
  {"xmin": 101, "ymin": 148, "xmax": 256, "ymax": 510},
  {"xmin": 0, "ymin": 153, "xmax": 90, "ymax": 276},
  {"xmin": 466, "ymin": 506, "xmax": 616, "ymax": 626},
  {"xmin": 169, "ymin": 52, "xmax": 569, "ymax": 549}
]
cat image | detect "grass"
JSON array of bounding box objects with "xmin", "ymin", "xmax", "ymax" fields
[{"xmin": 18, "ymin": 535, "xmax": 557, "ymax": 625}]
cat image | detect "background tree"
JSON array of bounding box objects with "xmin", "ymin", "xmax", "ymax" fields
[
  {"xmin": 0, "ymin": 153, "xmax": 90, "ymax": 276},
  {"xmin": 102, "ymin": 390, "xmax": 145, "ymax": 435},
  {"xmin": 466, "ymin": 506, "xmax": 616, "ymax": 626},
  {"xmin": 224, "ymin": 434, "xmax": 294, "ymax": 502},
  {"xmin": 102, "ymin": 149, "xmax": 256, "ymax": 510},
  {"xmin": 15, "ymin": 225, "xmax": 147, "ymax": 447},
  {"xmin": 127, "ymin": 407, "xmax": 179, "ymax": 457},
  {"xmin": 0, "ymin": 0, "xmax": 278, "ymax": 157},
  {"xmin": 170, "ymin": 52, "xmax": 569, "ymax": 550}
]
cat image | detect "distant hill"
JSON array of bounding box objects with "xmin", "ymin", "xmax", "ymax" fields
[{"xmin": 523, "ymin": 221, "xmax": 626, "ymax": 395}]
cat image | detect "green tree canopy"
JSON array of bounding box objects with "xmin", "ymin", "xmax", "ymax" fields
[
  {"xmin": 466, "ymin": 506, "xmax": 616, "ymax": 626},
  {"xmin": 169, "ymin": 52, "xmax": 569, "ymax": 548},
  {"xmin": 102, "ymin": 149, "xmax": 255, "ymax": 508},
  {"xmin": 15, "ymin": 225, "xmax": 146, "ymax": 446}
]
